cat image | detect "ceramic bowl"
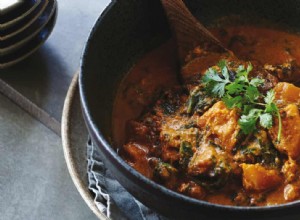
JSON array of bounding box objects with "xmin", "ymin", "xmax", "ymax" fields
[{"xmin": 0, "ymin": 0, "xmax": 41, "ymax": 29}]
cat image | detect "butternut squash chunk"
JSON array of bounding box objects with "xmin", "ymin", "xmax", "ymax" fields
[
  {"xmin": 269, "ymin": 104, "xmax": 300, "ymax": 160},
  {"xmin": 241, "ymin": 163, "xmax": 282, "ymax": 192},
  {"xmin": 274, "ymin": 82, "xmax": 300, "ymax": 106},
  {"xmin": 197, "ymin": 101, "xmax": 240, "ymax": 152}
]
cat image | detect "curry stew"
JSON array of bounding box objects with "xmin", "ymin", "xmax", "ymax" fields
[{"xmin": 113, "ymin": 26, "xmax": 300, "ymax": 206}]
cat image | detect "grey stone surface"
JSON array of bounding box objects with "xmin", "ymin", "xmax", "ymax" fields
[
  {"xmin": 0, "ymin": 0, "xmax": 110, "ymax": 122},
  {"xmin": 0, "ymin": 0, "xmax": 110, "ymax": 219},
  {"xmin": 0, "ymin": 93, "xmax": 97, "ymax": 220}
]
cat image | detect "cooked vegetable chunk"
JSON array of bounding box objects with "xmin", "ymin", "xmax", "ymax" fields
[
  {"xmin": 284, "ymin": 184, "xmax": 300, "ymax": 201},
  {"xmin": 188, "ymin": 143, "xmax": 217, "ymax": 176},
  {"xmin": 282, "ymin": 159, "xmax": 300, "ymax": 183},
  {"xmin": 234, "ymin": 130, "xmax": 281, "ymax": 167},
  {"xmin": 269, "ymin": 104, "xmax": 300, "ymax": 160},
  {"xmin": 274, "ymin": 82, "xmax": 300, "ymax": 106},
  {"xmin": 197, "ymin": 101, "xmax": 240, "ymax": 152},
  {"xmin": 241, "ymin": 163, "xmax": 282, "ymax": 192},
  {"xmin": 188, "ymin": 143, "xmax": 233, "ymax": 190},
  {"xmin": 160, "ymin": 116, "xmax": 199, "ymax": 149},
  {"xmin": 122, "ymin": 142, "xmax": 153, "ymax": 178},
  {"xmin": 178, "ymin": 181, "xmax": 206, "ymax": 200}
]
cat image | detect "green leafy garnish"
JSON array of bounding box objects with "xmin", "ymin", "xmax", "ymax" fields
[
  {"xmin": 179, "ymin": 141, "xmax": 194, "ymax": 168},
  {"xmin": 239, "ymin": 109, "xmax": 262, "ymax": 134},
  {"xmin": 264, "ymin": 90, "xmax": 282, "ymax": 142},
  {"xmin": 186, "ymin": 86, "xmax": 216, "ymax": 115},
  {"xmin": 203, "ymin": 64, "xmax": 230, "ymax": 97},
  {"xmin": 202, "ymin": 61, "xmax": 282, "ymax": 141},
  {"xmin": 259, "ymin": 113, "xmax": 273, "ymax": 129}
]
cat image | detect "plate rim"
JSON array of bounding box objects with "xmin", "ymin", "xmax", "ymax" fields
[{"xmin": 61, "ymin": 72, "xmax": 109, "ymax": 220}]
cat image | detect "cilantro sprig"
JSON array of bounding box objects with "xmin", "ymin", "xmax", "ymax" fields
[{"xmin": 202, "ymin": 61, "xmax": 282, "ymax": 142}]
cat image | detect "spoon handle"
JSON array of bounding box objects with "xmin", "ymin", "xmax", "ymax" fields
[{"xmin": 160, "ymin": 0, "xmax": 228, "ymax": 63}]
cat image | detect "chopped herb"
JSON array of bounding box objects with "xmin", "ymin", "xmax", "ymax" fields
[
  {"xmin": 179, "ymin": 141, "xmax": 194, "ymax": 168},
  {"xmin": 239, "ymin": 109, "xmax": 262, "ymax": 134},
  {"xmin": 155, "ymin": 161, "xmax": 177, "ymax": 181},
  {"xmin": 193, "ymin": 159, "xmax": 232, "ymax": 191},
  {"xmin": 259, "ymin": 113, "xmax": 273, "ymax": 129},
  {"xmin": 202, "ymin": 61, "xmax": 282, "ymax": 141},
  {"xmin": 161, "ymin": 102, "xmax": 176, "ymax": 115},
  {"xmin": 234, "ymin": 131, "xmax": 281, "ymax": 168},
  {"xmin": 186, "ymin": 86, "xmax": 216, "ymax": 115},
  {"xmin": 202, "ymin": 63, "xmax": 230, "ymax": 97},
  {"xmin": 183, "ymin": 122, "xmax": 197, "ymax": 129},
  {"xmin": 250, "ymin": 78, "xmax": 265, "ymax": 87},
  {"xmin": 264, "ymin": 90, "xmax": 282, "ymax": 142},
  {"xmin": 222, "ymin": 95, "xmax": 243, "ymax": 109},
  {"xmin": 187, "ymin": 87, "xmax": 201, "ymax": 114}
]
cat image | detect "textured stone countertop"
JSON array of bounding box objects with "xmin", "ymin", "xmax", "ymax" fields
[{"xmin": 0, "ymin": 0, "xmax": 110, "ymax": 219}]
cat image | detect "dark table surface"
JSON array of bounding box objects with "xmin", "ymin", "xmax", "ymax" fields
[{"xmin": 0, "ymin": 0, "xmax": 110, "ymax": 219}]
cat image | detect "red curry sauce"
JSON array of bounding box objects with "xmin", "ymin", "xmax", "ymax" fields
[{"xmin": 112, "ymin": 26, "xmax": 300, "ymax": 206}]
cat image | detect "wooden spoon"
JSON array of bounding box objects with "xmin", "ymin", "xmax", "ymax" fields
[{"xmin": 160, "ymin": 0, "xmax": 236, "ymax": 82}]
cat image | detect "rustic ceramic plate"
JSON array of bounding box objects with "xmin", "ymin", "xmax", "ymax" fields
[{"xmin": 61, "ymin": 73, "xmax": 108, "ymax": 220}]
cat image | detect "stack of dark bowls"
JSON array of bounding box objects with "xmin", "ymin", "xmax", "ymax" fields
[{"xmin": 0, "ymin": 0, "xmax": 57, "ymax": 68}]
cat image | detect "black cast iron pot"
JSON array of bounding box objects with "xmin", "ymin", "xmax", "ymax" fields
[{"xmin": 79, "ymin": 0, "xmax": 300, "ymax": 219}]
